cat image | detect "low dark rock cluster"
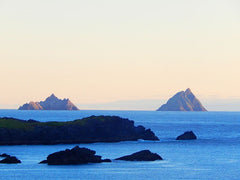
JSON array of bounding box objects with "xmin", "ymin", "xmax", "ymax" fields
[
  {"xmin": 40, "ymin": 146, "xmax": 111, "ymax": 165},
  {"xmin": 39, "ymin": 146, "xmax": 163, "ymax": 165},
  {"xmin": 0, "ymin": 153, "xmax": 10, "ymax": 158},
  {"xmin": 0, "ymin": 154, "xmax": 21, "ymax": 164},
  {"xmin": 115, "ymin": 150, "xmax": 163, "ymax": 161},
  {"xmin": 0, "ymin": 147, "xmax": 165, "ymax": 165}
]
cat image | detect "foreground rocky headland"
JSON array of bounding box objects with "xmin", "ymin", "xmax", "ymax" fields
[{"xmin": 0, "ymin": 115, "xmax": 159, "ymax": 145}]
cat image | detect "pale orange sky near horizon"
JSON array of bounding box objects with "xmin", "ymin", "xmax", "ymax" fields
[{"xmin": 1, "ymin": 0, "xmax": 240, "ymax": 110}]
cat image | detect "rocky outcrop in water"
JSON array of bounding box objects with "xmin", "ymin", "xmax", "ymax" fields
[
  {"xmin": 18, "ymin": 94, "xmax": 79, "ymax": 110},
  {"xmin": 0, "ymin": 116, "xmax": 159, "ymax": 145},
  {"xmin": 115, "ymin": 150, "xmax": 163, "ymax": 161},
  {"xmin": 0, "ymin": 155, "xmax": 21, "ymax": 164},
  {"xmin": 40, "ymin": 146, "xmax": 111, "ymax": 165},
  {"xmin": 157, "ymin": 88, "xmax": 207, "ymax": 111},
  {"xmin": 0, "ymin": 153, "xmax": 10, "ymax": 158},
  {"xmin": 176, "ymin": 131, "xmax": 197, "ymax": 140}
]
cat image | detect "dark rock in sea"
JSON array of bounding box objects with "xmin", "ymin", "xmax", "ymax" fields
[
  {"xmin": 176, "ymin": 131, "xmax": 197, "ymax": 140},
  {"xmin": 157, "ymin": 88, "xmax": 207, "ymax": 111},
  {"xmin": 0, "ymin": 153, "xmax": 10, "ymax": 158},
  {"xmin": 39, "ymin": 160, "xmax": 48, "ymax": 164},
  {"xmin": 18, "ymin": 94, "xmax": 79, "ymax": 110},
  {"xmin": 0, "ymin": 156, "xmax": 21, "ymax": 164},
  {"xmin": 40, "ymin": 146, "xmax": 110, "ymax": 165},
  {"xmin": 0, "ymin": 115, "xmax": 159, "ymax": 145},
  {"xmin": 115, "ymin": 150, "xmax": 163, "ymax": 161}
]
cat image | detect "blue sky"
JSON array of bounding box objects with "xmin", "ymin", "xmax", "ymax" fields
[{"xmin": 0, "ymin": 0, "xmax": 240, "ymax": 110}]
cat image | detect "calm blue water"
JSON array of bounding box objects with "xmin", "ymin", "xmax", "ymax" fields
[{"xmin": 0, "ymin": 110, "xmax": 240, "ymax": 180}]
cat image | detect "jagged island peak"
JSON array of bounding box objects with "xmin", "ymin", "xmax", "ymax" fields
[
  {"xmin": 156, "ymin": 88, "xmax": 207, "ymax": 111},
  {"xmin": 18, "ymin": 94, "xmax": 79, "ymax": 110}
]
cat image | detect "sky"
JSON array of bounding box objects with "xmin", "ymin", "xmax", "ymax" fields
[{"xmin": 0, "ymin": 0, "xmax": 240, "ymax": 110}]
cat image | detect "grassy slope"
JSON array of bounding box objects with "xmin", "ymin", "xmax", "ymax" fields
[{"xmin": 0, "ymin": 116, "xmax": 112, "ymax": 131}]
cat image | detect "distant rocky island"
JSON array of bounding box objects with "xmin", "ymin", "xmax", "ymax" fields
[
  {"xmin": 0, "ymin": 115, "xmax": 159, "ymax": 145},
  {"xmin": 157, "ymin": 88, "xmax": 207, "ymax": 111},
  {"xmin": 18, "ymin": 94, "xmax": 79, "ymax": 110}
]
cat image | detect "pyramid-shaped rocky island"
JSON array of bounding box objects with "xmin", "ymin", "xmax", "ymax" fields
[
  {"xmin": 157, "ymin": 88, "xmax": 207, "ymax": 111},
  {"xmin": 18, "ymin": 94, "xmax": 79, "ymax": 110}
]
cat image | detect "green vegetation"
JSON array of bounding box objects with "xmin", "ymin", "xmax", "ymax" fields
[
  {"xmin": 0, "ymin": 118, "xmax": 79, "ymax": 130},
  {"xmin": 0, "ymin": 118, "xmax": 35, "ymax": 131},
  {"xmin": 0, "ymin": 115, "xmax": 110, "ymax": 131}
]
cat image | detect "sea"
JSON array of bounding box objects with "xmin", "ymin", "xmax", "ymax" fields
[{"xmin": 0, "ymin": 110, "xmax": 239, "ymax": 180}]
